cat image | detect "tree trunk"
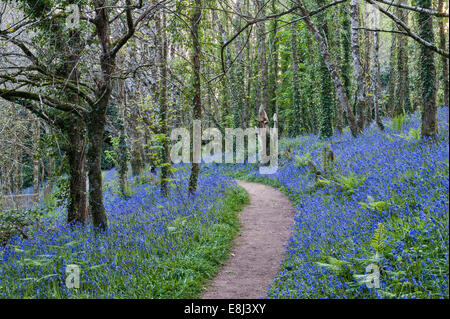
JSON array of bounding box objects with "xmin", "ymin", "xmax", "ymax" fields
[
  {"xmin": 130, "ymin": 143, "xmax": 144, "ymax": 176},
  {"xmin": 363, "ymin": 1, "xmax": 373, "ymax": 125},
  {"xmin": 32, "ymin": 117, "xmax": 40, "ymax": 201},
  {"xmin": 118, "ymin": 79, "xmax": 129, "ymax": 197},
  {"xmin": 268, "ymin": 0, "xmax": 279, "ymax": 119},
  {"xmin": 387, "ymin": 24, "xmax": 397, "ymax": 117},
  {"xmin": 395, "ymin": 0, "xmax": 412, "ymax": 115},
  {"xmin": 337, "ymin": 3, "xmax": 351, "ymax": 134},
  {"xmin": 256, "ymin": 0, "xmax": 269, "ymax": 118},
  {"xmin": 418, "ymin": 0, "xmax": 437, "ymax": 140},
  {"xmin": 372, "ymin": 5, "xmax": 384, "ymax": 130},
  {"xmin": 67, "ymin": 127, "xmax": 88, "ymax": 225},
  {"xmin": 158, "ymin": 10, "xmax": 169, "ymax": 195},
  {"xmin": 87, "ymin": 108, "xmax": 108, "ymax": 230},
  {"xmin": 438, "ymin": 0, "xmax": 449, "ymax": 107},
  {"xmin": 188, "ymin": 0, "xmax": 202, "ymax": 194},
  {"xmin": 291, "ymin": 19, "xmax": 303, "ymax": 135},
  {"xmin": 350, "ymin": 0, "xmax": 366, "ymax": 132},
  {"xmin": 315, "ymin": 0, "xmax": 334, "ymax": 138},
  {"xmin": 295, "ymin": 0, "xmax": 358, "ymax": 137}
]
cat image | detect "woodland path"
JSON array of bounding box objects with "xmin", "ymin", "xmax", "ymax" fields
[{"xmin": 202, "ymin": 180, "xmax": 295, "ymax": 299}]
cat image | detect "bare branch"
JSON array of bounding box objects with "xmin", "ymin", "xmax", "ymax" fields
[
  {"xmin": 220, "ymin": 0, "xmax": 348, "ymax": 73},
  {"xmin": 365, "ymin": 0, "xmax": 449, "ymax": 58},
  {"xmin": 373, "ymin": 0, "xmax": 449, "ymax": 17}
]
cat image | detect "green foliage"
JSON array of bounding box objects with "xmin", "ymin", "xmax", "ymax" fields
[
  {"xmin": 0, "ymin": 208, "xmax": 43, "ymax": 245},
  {"xmin": 294, "ymin": 152, "xmax": 312, "ymax": 168},
  {"xmin": 371, "ymin": 223, "xmax": 386, "ymax": 255},
  {"xmin": 391, "ymin": 114, "xmax": 411, "ymax": 131},
  {"xmin": 43, "ymin": 175, "xmax": 69, "ymax": 210},
  {"xmin": 316, "ymin": 256, "xmax": 352, "ymax": 280},
  {"xmin": 359, "ymin": 195, "xmax": 390, "ymax": 213},
  {"xmin": 134, "ymin": 174, "xmax": 157, "ymax": 186},
  {"xmin": 333, "ymin": 172, "xmax": 367, "ymax": 197},
  {"xmin": 393, "ymin": 127, "xmax": 422, "ymax": 142}
]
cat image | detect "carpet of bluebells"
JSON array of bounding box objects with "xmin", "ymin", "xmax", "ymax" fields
[
  {"xmin": 1, "ymin": 108, "xmax": 448, "ymax": 299},
  {"xmin": 0, "ymin": 168, "xmax": 247, "ymax": 298},
  {"xmin": 207, "ymin": 107, "xmax": 449, "ymax": 299}
]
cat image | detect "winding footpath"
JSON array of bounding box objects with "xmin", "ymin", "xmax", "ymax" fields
[{"xmin": 202, "ymin": 180, "xmax": 295, "ymax": 299}]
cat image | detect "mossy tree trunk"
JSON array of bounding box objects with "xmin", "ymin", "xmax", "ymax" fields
[
  {"xmin": 438, "ymin": 0, "xmax": 449, "ymax": 107},
  {"xmin": 291, "ymin": 19, "xmax": 303, "ymax": 136},
  {"xmin": 350, "ymin": 0, "xmax": 366, "ymax": 132},
  {"xmin": 394, "ymin": 0, "xmax": 412, "ymax": 116},
  {"xmin": 417, "ymin": 0, "xmax": 438, "ymax": 140},
  {"xmin": 315, "ymin": 0, "xmax": 334, "ymax": 138},
  {"xmin": 188, "ymin": 0, "xmax": 202, "ymax": 194},
  {"xmin": 67, "ymin": 125, "xmax": 88, "ymax": 225}
]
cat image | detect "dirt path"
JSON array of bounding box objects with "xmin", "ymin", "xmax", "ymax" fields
[{"xmin": 202, "ymin": 180, "xmax": 295, "ymax": 299}]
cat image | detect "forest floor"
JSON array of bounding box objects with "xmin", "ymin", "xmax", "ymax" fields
[{"xmin": 202, "ymin": 180, "xmax": 295, "ymax": 299}]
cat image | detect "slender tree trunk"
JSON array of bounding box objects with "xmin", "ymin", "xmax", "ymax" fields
[
  {"xmin": 387, "ymin": 25, "xmax": 397, "ymax": 117},
  {"xmin": 291, "ymin": 19, "xmax": 302, "ymax": 135},
  {"xmin": 295, "ymin": 0, "xmax": 358, "ymax": 137},
  {"xmin": 188, "ymin": 0, "xmax": 202, "ymax": 194},
  {"xmin": 315, "ymin": 0, "xmax": 334, "ymax": 138},
  {"xmin": 372, "ymin": 5, "xmax": 384, "ymax": 130},
  {"xmin": 417, "ymin": 0, "xmax": 438, "ymax": 139},
  {"xmin": 118, "ymin": 79, "xmax": 128, "ymax": 197},
  {"xmin": 13, "ymin": 152, "xmax": 19, "ymax": 194},
  {"xmin": 363, "ymin": 1, "xmax": 373, "ymax": 125},
  {"xmin": 438, "ymin": 0, "xmax": 449, "ymax": 107},
  {"xmin": 130, "ymin": 122, "xmax": 144, "ymax": 177},
  {"xmin": 44, "ymin": 125, "xmax": 55, "ymax": 192},
  {"xmin": 256, "ymin": 0, "xmax": 269, "ymax": 118},
  {"xmin": 32, "ymin": 117, "xmax": 40, "ymax": 201},
  {"xmin": 350, "ymin": 0, "xmax": 366, "ymax": 132},
  {"xmin": 269, "ymin": 0, "xmax": 279, "ymax": 119},
  {"xmin": 340, "ymin": 3, "xmax": 351, "ymax": 100},
  {"xmin": 158, "ymin": 10, "xmax": 169, "ymax": 195},
  {"xmin": 338, "ymin": 3, "xmax": 351, "ymax": 133},
  {"xmin": 395, "ymin": 0, "xmax": 412, "ymax": 115}
]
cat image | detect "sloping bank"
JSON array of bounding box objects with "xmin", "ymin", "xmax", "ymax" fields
[{"xmin": 205, "ymin": 107, "xmax": 449, "ymax": 299}]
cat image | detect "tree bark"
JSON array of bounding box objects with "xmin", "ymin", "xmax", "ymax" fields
[
  {"xmin": 338, "ymin": 3, "xmax": 351, "ymax": 133},
  {"xmin": 87, "ymin": 105, "xmax": 108, "ymax": 230},
  {"xmin": 67, "ymin": 126, "xmax": 88, "ymax": 225},
  {"xmin": 387, "ymin": 23, "xmax": 397, "ymax": 117},
  {"xmin": 32, "ymin": 116, "xmax": 40, "ymax": 200},
  {"xmin": 256, "ymin": 0, "xmax": 269, "ymax": 118},
  {"xmin": 158, "ymin": 10, "xmax": 170, "ymax": 195},
  {"xmin": 268, "ymin": 0, "xmax": 279, "ymax": 119},
  {"xmin": 372, "ymin": 5, "xmax": 384, "ymax": 130},
  {"xmin": 188, "ymin": 0, "xmax": 202, "ymax": 194},
  {"xmin": 363, "ymin": 1, "xmax": 373, "ymax": 125},
  {"xmin": 394, "ymin": 0, "xmax": 412, "ymax": 115},
  {"xmin": 350, "ymin": 0, "xmax": 366, "ymax": 132},
  {"xmin": 417, "ymin": 0, "xmax": 438, "ymax": 140},
  {"xmin": 291, "ymin": 19, "xmax": 303, "ymax": 135},
  {"xmin": 315, "ymin": 0, "xmax": 334, "ymax": 138},
  {"xmin": 438, "ymin": 0, "xmax": 449, "ymax": 107},
  {"xmin": 118, "ymin": 79, "xmax": 128, "ymax": 197},
  {"xmin": 295, "ymin": 0, "xmax": 358, "ymax": 137}
]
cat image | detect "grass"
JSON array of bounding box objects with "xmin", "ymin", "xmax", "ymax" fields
[{"xmin": 146, "ymin": 185, "xmax": 249, "ymax": 298}]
